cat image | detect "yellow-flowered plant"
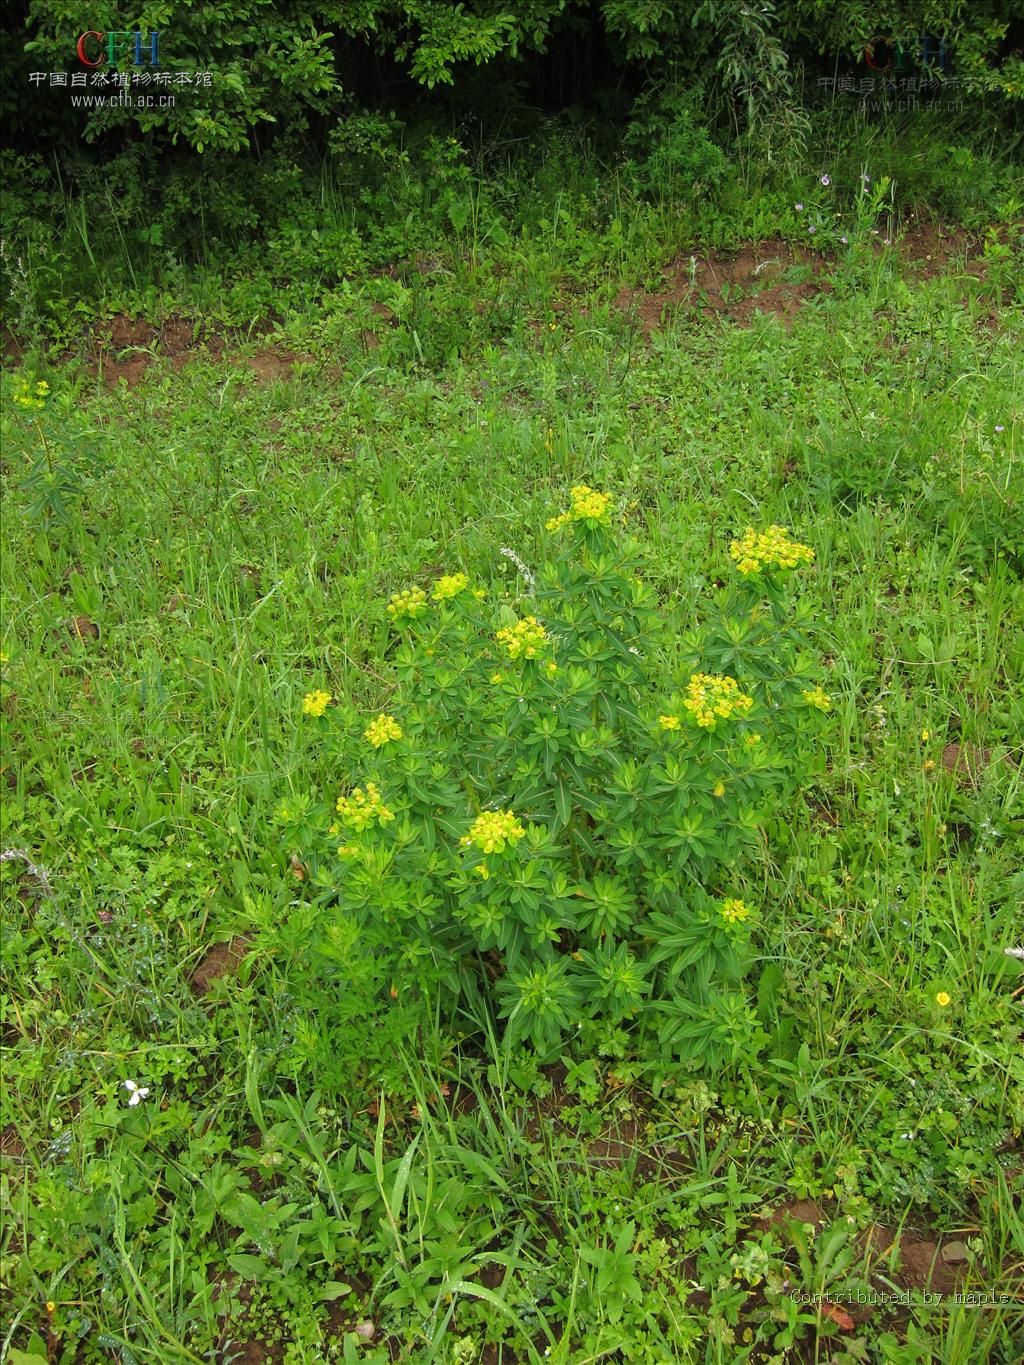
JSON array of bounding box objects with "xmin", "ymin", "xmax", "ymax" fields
[
  {"xmin": 303, "ymin": 689, "xmax": 332, "ymax": 717},
  {"xmin": 387, "ymin": 586, "xmax": 429, "ymax": 620},
  {"xmin": 729, "ymin": 525, "xmax": 815, "ymax": 576},
  {"xmin": 460, "ymin": 809, "xmax": 526, "ymax": 854},
  {"xmin": 546, "ymin": 484, "xmax": 613, "ymax": 531},
  {"xmin": 802, "ymin": 686, "xmax": 832, "ymax": 712},
  {"xmin": 283, "ymin": 488, "xmax": 831, "ymax": 1067},
  {"xmin": 11, "ymin": 377, "xmax": 50, "ymax": 411},
  {"xmin": 719, "ymin": 897, "xmax": 751, "ymax": 925},
  {"xmin": 432, "ymin": 572, "xmax": 469, "ymax": 601},
  {"xmin": 335, "ymin": 782, "xmax": 394, "ymax": 831},
  {"xmin": 364, "ymin": 713, "xmax": 402, "ymax": 747},
  {"xmin": 8, "ymin": 374, "xmax": 86, "ymax": 526},
  {"xmin": 495, "ymin": 615, "xmax": 548, "ymax": 660},
  {"xmin": 681, "ymin": 673, "xmax": 754, "ymax": 729}
]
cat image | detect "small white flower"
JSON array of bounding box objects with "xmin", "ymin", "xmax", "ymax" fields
[
  {"xmin": 794, "ymin": 201, "xmax": 804, "ymax": 211},
  {"xmin": 808, "ymin": 226, "xmax": 817, "ymax": 234},
  {"xmin": 840, "ymin": 235, "xmax": 848, "ymax": 245},
  {"xmin": 820, "ymin": 174, "xmax": 831, "ymax": 186},
  {"xmin": 124, "ymin": 1079, "xmax": 150, "ymax": 1106}
]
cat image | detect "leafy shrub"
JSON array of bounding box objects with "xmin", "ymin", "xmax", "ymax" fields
[
  {"xmin": 8, "ymin": 1, "xmax": 1020, "ymax": 157},
  {"xmin": 624, "ymin": 87, "xmax": 730, "ymax": 201},
  {"xmin": 279, "ymin": 492, "xmax": 831, "ymax": 1068}
]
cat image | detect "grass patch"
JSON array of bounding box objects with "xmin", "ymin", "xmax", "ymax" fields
[{"xmin": 2, "ymin": 224, "xmax": 1023, "ymax": 1363}]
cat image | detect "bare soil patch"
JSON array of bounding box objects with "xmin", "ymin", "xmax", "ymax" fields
[
  {"xmin": 615, "ymin": 238, "xmax": 829, "ymax": 333},
  {"xmin": 191, "ymin": 934, "xmax": 251, "ymax": 995},
  {"xmin": 615, "ymin": 224, "xmax": 991, "ymax": 334},
  {"xmin": 81, "ymin": 313, "xmax": 312, "ymax": 388}
]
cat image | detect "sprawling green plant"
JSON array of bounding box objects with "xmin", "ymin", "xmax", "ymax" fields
[{"xmin": 282, "ymin": 491, "xmax": 832, "ymax": 1068}]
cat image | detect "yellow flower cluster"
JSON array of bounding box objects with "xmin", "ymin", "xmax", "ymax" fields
[
  {"xmin": 364, "ymin": 713, "xmax": 402, "ymax": 747},
  {"xmin": 495, "ymin": 615, "xmax": 547, "ymax": 660},
  {"xmin": 729, "ymin": 526, "xmax": 815, "ymax": 576},
  {"xmin": 12, "ymin": 378, "xmax": 49, "ymax": 410},
  {"xmin": 681, "ymin": 674, "xmax": 753, "ymax": 729},
  {"xmin": 546, "ymin": 484, "xmax": 612, "ymax": 531},
  {"xmin": 719, "ymin": 898, "xmax": 751, "ymax": 925},
  {"xmin": 336, "ymin": 782, "xmax": 395, "ymax": 830},
  {"xmin": 802, "ymin": 686, "xmax": 832, "ymax": 712},
  {"xmin": 303, "ymin": 689, "xmax": 332, "ymax": 717},
  {"xmin": 387, "ymin": 586, "xmax": 428, "ymax": 620},
  {"xmin": 432, "ymin": 573, "xmax": 469, "ymax": 602},
  {"xmin": 460, "ymin": 809, "xmax": 526, "ymax": 854},
  {"xmin": 658, "ymin": 714, "xmax": 681, "ymax": 731}
]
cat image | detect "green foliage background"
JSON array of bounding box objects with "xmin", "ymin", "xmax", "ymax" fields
[{"xmin": 4, "ymin": 0, "xmax": 1022, "ymax": 154}]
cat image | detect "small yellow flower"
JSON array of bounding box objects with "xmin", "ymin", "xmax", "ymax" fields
[
  {"xmin": 744, "ymin": 733, "xmax": 762, "ymax": 747},
  {"xmin": 921, "ymin": 728, "xmax": 930, "ymax": 741},
  {"xmin": 337, "ymin": 844, "xmax": 361, "ymax": 859},
  {"xmin": 12, "ymin": 377, "xmax": 48, "ymax": 411},
  {"xmin": 303, "ymin": 689, "xmax": 332, "ymax": 717},
  {"xmin": 720, "ymin": 898, "xmax": 751, "ymax": 925},
  {"xmin": 461, "ymin": 809, "xmax": 526, "ymax": 855},
  {"xmin": 658, "ymin": 714, "xmax": 681, "ymax": 731},
  {"xmin": 46, "ymin": 1300, "xmax": 56, "ymax": 1314},
  {"xmin": 713, "ymin": 781, "xmax": 726, "ymax": 797},
  {"xmin": 474, "ymin": 863, "xmax": 490, "ymax": 879},
  {"xmin": 336, "ymin": 782, "xmax": 394, "ymax": 830},
  {"xmin": 364, "ymin": 713, "xmax": 402, "ymax": 747},
  {"xmin": 729, "ymin": 525, "xmax": 815, "ymax": 576},
  {"xmin": 802, "ymin": 686, "xmax": 832, "ymax": 713},
  {"xmin": 682, "ymin": 674, "xmax": 753, "ymax": 729},
  {"xmin": 472, "ymin": 587, "xmax": 486, "ymax": 599},
  {"xmin": 495, "ymin": 615, "xmax": 547, "ymax": 660},
  {"xmin": 387, "ymin": 585, "xmax": 428, "ymax": 621},
  {"xmin": 547, "ymin": 485, "xmax": 613, "ymax": 530},
  {"xmin": 490, "ymin": 672, "xmax": 504, "ymax": 684},
  {"xmin": 935, "ymin": 991, "xmax": 951, "ymax": 1007},
  {"xmin": 923, "ymin": 759, "xmax": 936, "ymax": 772},
  {"xmin": 545, "ymin": 659, "xmax": 558, "ymax": 676},
  {"xmin": 432, "ymin": 573, "xmax": 469, "ymax": 602}
]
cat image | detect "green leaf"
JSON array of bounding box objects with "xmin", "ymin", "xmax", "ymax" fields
[
  {"xmin": 318, "ymin": 1281, "xmax": 352, "ymax": 1301},
  {"xmin": 554, "ymin": 777, "xmax": 572, "ymax": 827}
]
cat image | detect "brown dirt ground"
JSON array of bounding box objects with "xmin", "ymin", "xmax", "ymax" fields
[
  {"xmin": 190, "ymin": 934, "xmax": 251, "ymax": 995},
  {"xmin": 615, "ymin": 224, "xmax": 988, "ymax": 335},
  {"xmin": 79, "ymin": 313, "xmax": 313, "ymax": 388}
]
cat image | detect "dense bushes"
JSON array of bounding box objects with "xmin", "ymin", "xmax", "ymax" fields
[{"xmin": 5, "ymin": 0, "xmax": 1021, "ymax": 155}]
